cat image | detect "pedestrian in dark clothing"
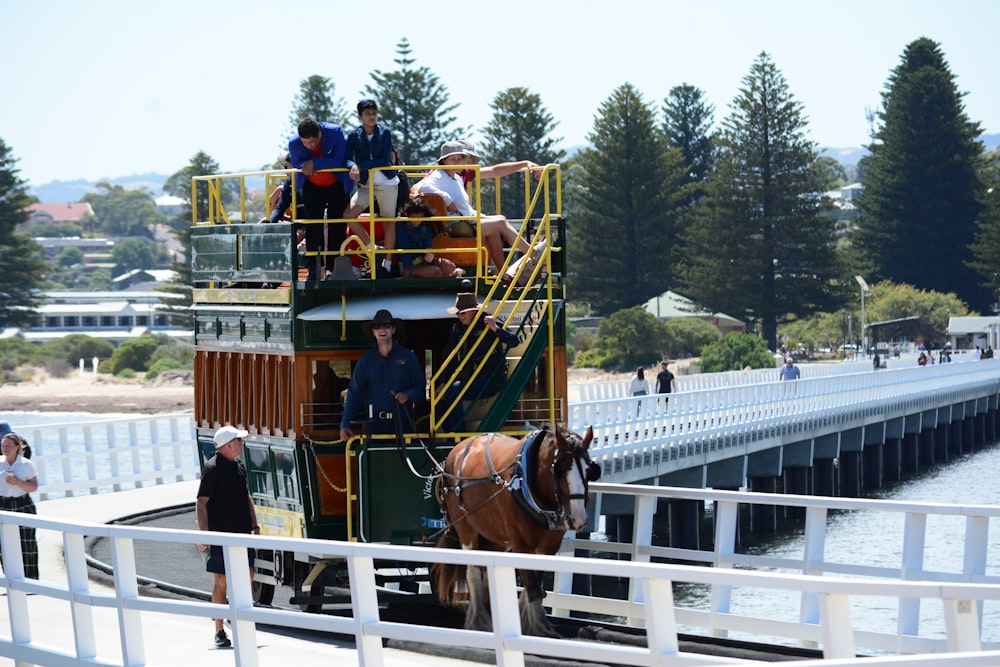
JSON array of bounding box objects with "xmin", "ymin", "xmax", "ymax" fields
[
  {"xmin": 655, "ymin": 361, "xmax": 676, "ymax": 405},
  {"xmin": 197, "ymin": 425, "xmax": 260, "ymax": 648}
]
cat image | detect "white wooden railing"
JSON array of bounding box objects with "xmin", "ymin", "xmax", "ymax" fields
[
  {"xmin": 16, "ymin": 413, "xmax": 198, "ymax": 500},
  {"xmin": 2, "ymin": 504, "xmax": 1000, "ymax": 667},
  {"xmin": 558, "ymin": 483, "xmax": 1000, "ymax": 655},
  {"xmin": 568, "ymin": 361, "xmax": 1000, "ymax": 480}
]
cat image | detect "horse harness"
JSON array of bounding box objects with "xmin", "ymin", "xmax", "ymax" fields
[{"xmin": 439, "ymin": 429, "xmax": 601, "ymax": 531}]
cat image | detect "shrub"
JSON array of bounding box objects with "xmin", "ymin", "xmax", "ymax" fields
[
  {"xmin": 108, "ymin": 335, "xmax": 160, "ymax": 374},
  {"xmin": 116, "ymin": 368, "xmax": 137, "ymax": 379},
  {"xmin": 699, "ymin": 332, "xmax": 775, "ymax": 373},
  {"xmin": 145, "ymin": 357, "xmax": 186, "ymax": 382}
]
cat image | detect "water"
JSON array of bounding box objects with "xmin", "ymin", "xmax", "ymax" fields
[{"xmin": 675, "ymin": 443, "xmax": 1000, "ymax": 647}]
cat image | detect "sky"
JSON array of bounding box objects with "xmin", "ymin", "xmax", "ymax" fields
[{"xmin": 3, "ymin": 0, "xmax": 999, "ymax": 189}]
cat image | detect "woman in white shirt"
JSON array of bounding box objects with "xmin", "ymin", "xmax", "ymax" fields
[
  {"xmin": 630, "ymin": 367, "xmax": 649, "ymax": 416},
  {"xmin": 414, "ymin": 141, "xmax": 540, "ymax": 275},
  {"xmin": 1, "ymin": 432, "xmax": 40, "ymax": 579}
]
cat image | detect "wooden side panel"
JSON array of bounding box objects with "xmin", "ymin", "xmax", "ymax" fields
[{"xmin": 314, "ymin": 453, "xmax": 349, "ymax": 516}]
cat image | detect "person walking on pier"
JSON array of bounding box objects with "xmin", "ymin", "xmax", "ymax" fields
[
  {"xmin": 778, "ymin": 357, "xmax": 801, "ymax": 380},
  {"xmin": 197, "ymin": 425, "xmax": 260, "ymax": 648},
  {"xmin": 0, "ymin": 431, "xmax": 40, "ymax": 580},
  {"xmin": 655, "ymin": 361, "xmax": 676, "ymax": 406}
]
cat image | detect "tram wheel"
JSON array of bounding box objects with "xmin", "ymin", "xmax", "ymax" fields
[
  {"xmin": 294, "ymin": 561, "xmax": 323, "ymax": 613},
  {"xmin": 252, "ymin": 580, "xmax": 275, "ymax": 606}
]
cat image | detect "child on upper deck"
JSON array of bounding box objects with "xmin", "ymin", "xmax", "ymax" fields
[{"xmin": 396, "ymin": 197, "xmax": 463, "ymax": 279}]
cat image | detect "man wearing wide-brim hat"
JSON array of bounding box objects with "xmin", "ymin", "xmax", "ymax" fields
[
  {"xmin": 411, "ymin": 140, "xmax": 542, "ymax": 275},
  {"xmin": 340, "ymin": 309, "xmax": 425, "ymax": 441},
  {"xmin": 436, "ymin": 293, "xmax": 520, "ymax": 432}
]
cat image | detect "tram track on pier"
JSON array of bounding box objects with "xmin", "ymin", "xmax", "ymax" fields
[{"xmin": 82, "ymin": 505, "xmax": 833, "ymax": 664}]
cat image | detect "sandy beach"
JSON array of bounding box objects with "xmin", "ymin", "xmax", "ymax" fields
[
  {"xmin": 0, "ymin": 370, "xmax": 194, "ymax": 414},
  {"xmin": 0, "ymin": 364, "xmax": 687, "ymax": 415}
]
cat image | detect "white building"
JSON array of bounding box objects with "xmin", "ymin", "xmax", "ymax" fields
[{"xmin": 0, "ymin": 291, "xmax": 190, "ymax": 345}]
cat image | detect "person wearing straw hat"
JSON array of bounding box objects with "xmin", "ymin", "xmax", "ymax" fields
[
  {"xmin": 412, "ymin": 141, "xmax": 540, "ymax": 275},
  {"xmin": 340, "ymin": 309, "xmax": 425, "ymax": 441},
  {"xmin": 436, "ymin": 293, "xmax": 519, "ymax": 432}
]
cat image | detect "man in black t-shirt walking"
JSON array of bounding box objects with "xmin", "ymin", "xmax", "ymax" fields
[
  {"xmin": 197, "ymin": 425, "xmax": 260, "ymax": 648},
  {"xmin": 655, "ymin": 361, "xmax": 676, "ymax": 405}
]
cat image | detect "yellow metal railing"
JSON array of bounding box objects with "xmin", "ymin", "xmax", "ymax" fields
[{"xmin": 190, "ymin": 162, "xmax": 561, "ymax": 286}]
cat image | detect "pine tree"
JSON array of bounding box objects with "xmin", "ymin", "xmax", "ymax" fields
[
  {"xmin": 0, "ymin": 138, "xmax": 46, "ymax": 328},
  {"xmin": 285, "ymin": 75, "xmax": 349, "ymax": 143},
  {"xmin": 969, "ymin": 147, "xmax": 1000, "ymax": 303},
  {"xmin": 662, "ymin": 83, "xmax": 715, "ymax": 199},
  {"xmin": 855, "ymin": 38, "xmax": 987, "ymax": 311},
  {"xmin": 680, "ymin": 53, "xmax": 840, "ymax": 351},
  {"xmin": 363, "ymin": 38, "xmax": 466, "ymax": 165},
  {"xmin": 566, "ymin": 83, "xmax": 685, "ymax": 315},
  {"xmin": 158, "ymin": 151, "xmax": 226, "ymax": 328},
  {"xmin": 478, "ymin": 87, "xmax": 566, "ymax": 221}
]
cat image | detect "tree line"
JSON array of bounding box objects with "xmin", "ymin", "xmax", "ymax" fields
[{"xmin": 2, "ymin": 37, "xmax": 999, "ymax": 362}]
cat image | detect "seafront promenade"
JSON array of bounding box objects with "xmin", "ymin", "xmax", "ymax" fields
[{"xmin": 3, "ymin": 481, "xmax": 477, "ymax": 667}]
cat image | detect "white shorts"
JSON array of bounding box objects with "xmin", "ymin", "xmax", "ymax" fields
[{"xmin": 351, "ymin": 183, "xmax": 399, "ymax": 218}]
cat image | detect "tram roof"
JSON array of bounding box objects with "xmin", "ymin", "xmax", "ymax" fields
[{"xmin": 298, "ymin": 293, "xmax": 462, "ymax": 322}]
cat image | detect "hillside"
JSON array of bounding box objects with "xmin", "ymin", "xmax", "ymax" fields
[{"xmin": 27, "ymin": 133, "xmax": 1000, "ymax": 203}]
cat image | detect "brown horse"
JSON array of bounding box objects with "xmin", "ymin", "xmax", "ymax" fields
[{"xmin": 431, "ymin": 422, "xmax": 599, "ymax": 637}]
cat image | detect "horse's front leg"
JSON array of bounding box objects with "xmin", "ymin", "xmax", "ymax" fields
[
  {"xmin": 464, "ymin": 563, "xmax": 492, "ymax": 632},
  {"xmin": 518, "ymin": 569, "xmax": 560, "ymax": 638}
]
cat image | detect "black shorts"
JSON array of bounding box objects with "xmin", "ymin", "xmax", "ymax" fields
[{"xmin": 205, "ymin": 544, "xmax": 256, "ymax": 574}]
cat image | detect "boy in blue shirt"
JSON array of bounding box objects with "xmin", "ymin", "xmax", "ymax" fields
[{"xmin": 344, "ymin": 99, "xmax": 399, "ymax": 271}]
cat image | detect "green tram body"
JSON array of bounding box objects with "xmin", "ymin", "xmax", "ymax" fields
[{"xmin": 191, "ymin": 163, "xmax": 567, "ymax": 606}]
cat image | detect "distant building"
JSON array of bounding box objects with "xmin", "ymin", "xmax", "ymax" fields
[
  {"xmin": 948, "ymin": 316, "xmax": 1000, "ymax": 351},
  {"xmin": 34, "ymin": 236, "xmax": 115, "ymax": 258},
  {"xmin": 643, "ymin": 291, "xmax": 746, "ymax": 335},
  {"xmin": 154, "ymin": 194, "xmax": 186, "ymax": 217},
  {"xmin": 27, "ymin": 202, "xmax": 95, "ymax": 225},
  {"xmin": 0, "ymin": 290, "xmax": 190, "ymax": 345},
  {"xmin": 112, "ymin": 269, "xmax": 176, "ymax": 291},
  {"xmin": 823, "ymin": 183, "xmax": 862, "ymax": 235}
]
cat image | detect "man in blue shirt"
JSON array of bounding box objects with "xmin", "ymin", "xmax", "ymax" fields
[
  {"xmin": 289, "ymin": 118, "xmax": 353, "ymax": 280},
  {"xmin": 339, "ymin": 310, "xmax": 425, "ymax": 440},
  {"xmin": 778, "ymin": 357, "xmax": 801, "ymax": 380}
]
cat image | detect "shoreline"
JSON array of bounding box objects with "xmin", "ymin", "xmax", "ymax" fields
[
  {"xmin": 0, "ymin": 371, "xmax": 194, "ymax": 415},
  {"xmin": 0, "ymin": 364, "xmax": 690, "ymax": 416}
]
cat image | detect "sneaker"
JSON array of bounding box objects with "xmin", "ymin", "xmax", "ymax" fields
[{"xmin": 214, "ymin": 629, "xmax": 232, "ymax": 648}]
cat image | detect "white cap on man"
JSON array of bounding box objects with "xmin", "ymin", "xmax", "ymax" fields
[{"xmin": 213, "ymin": 425, "xmax": 249, "ymax": 449}]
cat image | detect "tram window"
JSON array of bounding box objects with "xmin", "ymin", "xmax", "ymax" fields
[{"xmin": 308, "ymin": 359, "xmax": 351, "ymax": 428}]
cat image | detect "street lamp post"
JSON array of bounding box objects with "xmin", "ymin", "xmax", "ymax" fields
[{"xmin": 855, "ymin": 276, "xmax": 869, "ymax": 355}]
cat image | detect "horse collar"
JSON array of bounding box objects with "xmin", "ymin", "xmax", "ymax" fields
[{"xmin": 510, "ymin": 430, "xmax": 567, "ymax": 530}]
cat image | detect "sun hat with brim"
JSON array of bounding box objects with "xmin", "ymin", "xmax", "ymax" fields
[
  {"xmin": 447, "ymin": 292, "xmax": 482, "ymax": 314},
  {"xmin": 0, "ymin": 422, "xmax": 12, "ymax": 437},
  {"xmin": 361, "ymin": 309, "xmax": 403, "ymax": 338},
  {"xmin": 437, "ymin": 141, "xmax": 480, "ymax": 164},
  {"xmin": 213, "ymin": 425, "xmax": 249, "ymax": 449}
]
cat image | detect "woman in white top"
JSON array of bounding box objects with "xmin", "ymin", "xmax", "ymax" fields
[
  {"xmin": 630, "ymin": 366, "xmax": 649, "ymax": 416},
  {"xmin": 414, "ymin": 141, "xmax": 540, "ymax": 275},
  {"xmin": 1, "ymin": 432, "xmax": 40, "ymax": 579}
]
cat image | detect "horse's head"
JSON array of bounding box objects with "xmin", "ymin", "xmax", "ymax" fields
[{"xmin": 548, "ymin": 423, "xmax": 599, "ymax": 532}]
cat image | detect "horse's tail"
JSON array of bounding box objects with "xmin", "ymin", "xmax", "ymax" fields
[{"xmin": 430, "ymin": 527, "xmax": 468, "ymax": 607}]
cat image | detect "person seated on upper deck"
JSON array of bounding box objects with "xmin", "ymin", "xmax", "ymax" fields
[
  {"xmin": 396, "ymin": 197, "xmax": 464, "ymax": 279},
  {"xmin": 436, "ymin": 292, "xmax": 519, "ymax": 432},
  {"xmin": 412, "ymin": 141, "xmax": 540, "ymax": 275}
]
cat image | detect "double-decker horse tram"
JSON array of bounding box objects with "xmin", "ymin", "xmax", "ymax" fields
[{"xmin": 189, "ymin": 158, "xmax": 567, "ymax": 609}]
